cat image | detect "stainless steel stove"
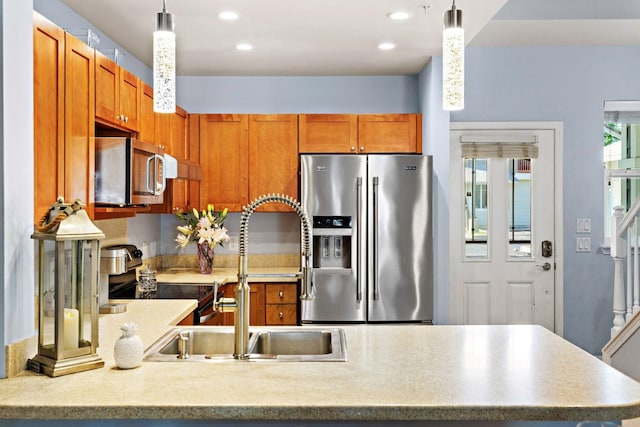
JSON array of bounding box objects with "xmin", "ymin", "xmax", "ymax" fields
[{"xmin": 101, "ymin": 244, "xmax": 218, "ymax": 324}]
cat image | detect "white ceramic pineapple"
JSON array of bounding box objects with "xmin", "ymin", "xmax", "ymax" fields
[{"xmin": 113, "ymin": 322, "xmax": 143, "ymax": 369}]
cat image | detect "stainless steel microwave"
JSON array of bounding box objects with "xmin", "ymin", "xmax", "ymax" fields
[{"xmin": 95, "ymin": 137, "xmax": 166, "ymax": 206}]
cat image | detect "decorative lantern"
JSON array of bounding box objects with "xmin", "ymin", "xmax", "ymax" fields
[{"xmin": 29, "ymin": 198, "xmax": 105, "ymax": 377}]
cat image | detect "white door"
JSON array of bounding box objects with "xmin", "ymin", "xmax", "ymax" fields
[{"xmin": 449, "ymin": 124, "xmax": 560, "ymax": 331}]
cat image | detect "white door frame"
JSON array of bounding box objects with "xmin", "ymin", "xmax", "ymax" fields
[{"xmin": 449, "ymin": 121, "xmax": 564, "ymax": 337}]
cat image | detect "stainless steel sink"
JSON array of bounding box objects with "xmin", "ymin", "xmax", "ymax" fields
[
  {"xmin": 143, "ymin": 326, "xmax": 347, "ymax": 362},
  {"xmin": 251, "ymin": 330, "xmax": 343, "ymax": 361}
]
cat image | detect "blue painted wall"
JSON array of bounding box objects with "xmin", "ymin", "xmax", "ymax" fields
[
  {"xmin": 453, "ymin": 45, "xmax": 640, "ymax": 355},
  {"xmin": 176, "ymin": 75, "xmax": 418, "ymax": 114}
]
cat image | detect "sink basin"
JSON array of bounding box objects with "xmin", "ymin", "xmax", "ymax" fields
[
  {"xmin": 143, "ymin": 326, "xmax": 347, "ymax": 362},
  {"xmin": 144, "ymin": 328, "xmax": 240, "ymax": 362},
  {"xmin": 251, "ymin": 330, "xmax": 345, "ymax": 361}
]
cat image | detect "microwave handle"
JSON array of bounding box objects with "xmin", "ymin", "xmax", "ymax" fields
[
  {"xmin": 155, "ymin": 154, "xmax": 166, "ymax": 195},
  {"xmin": 146, "ymin": 155, "xmax": 155, "ymax": 194}
]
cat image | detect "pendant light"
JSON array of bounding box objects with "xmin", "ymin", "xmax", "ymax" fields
[
  {"xmin": 153, "ymin": 0, "xmax": 176, "ymax": 113},
  {"xmin": 442, "ymin": 0, "xmax": 464, "ymax": 111}
]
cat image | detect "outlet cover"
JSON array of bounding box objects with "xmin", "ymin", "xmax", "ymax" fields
[
  {"xmin": 229, "ymin": 235, "xmax": 239, "ymax": 251},
  {"xmin": 576, "ymin": 237, "xmax": 591, "ymax": 252}
]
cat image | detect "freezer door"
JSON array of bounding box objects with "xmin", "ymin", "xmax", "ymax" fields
[
  {"xmin": 301, "ymin": 270, "xmax": 366, "ymax": 322},
  {"xmin": 367, "ymin": 155, "xmax": 433, "ymax": 322},
  {"xmin": 300, "ymin": 155, "xmax": 367, "ymax": 323}
]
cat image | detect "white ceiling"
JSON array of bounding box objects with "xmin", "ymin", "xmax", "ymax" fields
[
  {"xmin": 59, "ymin": 0, "xmax": 640, "ymax": 76},
  {"xmin": 59, "ymin": 0, "xmax": 508, "ymax": 76}
]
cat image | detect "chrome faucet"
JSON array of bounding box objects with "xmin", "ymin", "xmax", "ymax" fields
[{"xmin": 214, "ymin": 193, "xmax": 313, "ymax": 360}]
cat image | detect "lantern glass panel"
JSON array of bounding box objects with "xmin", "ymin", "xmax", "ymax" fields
[{"xmin": 38, "ymin": 240, "xmax": 56, "ymax": 352}]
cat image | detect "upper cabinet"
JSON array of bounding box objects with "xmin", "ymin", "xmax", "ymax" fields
[
  {"xmin": 95, "ymin": 50, "xmax": 140, "ymax": 131},
  {"xmin": 34, "ymin": 12, "xmax": 95, "ymax": 220},
  {"xmin": 299, "ymin": 113, "xmax": 422, "ymax": 154},
  {"xmin": 199, "ymin": 114, "xmax": 249, "ymax": 212},
  {"xmin": 298, "ymin": 114, "xmax": 357, "ymax": 153},
  {"xmin": 139, "ymin": 83, "xmax": 155, "ymax": 143},
  {"xmin": 198, "ymin": 114, "xmax": 298, "ymax": 213},
  {"xmin": 358, "ymin": 114, "xmax": 421, "ymax": 153},
  {"xmin": 248, "ymin": 114, "xmax": 299, "ymax": 211}
]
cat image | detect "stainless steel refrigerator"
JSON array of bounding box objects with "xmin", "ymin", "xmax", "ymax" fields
[{"xmin": 300, "ymin": 154, "xmax": 433, "ymax": 323}]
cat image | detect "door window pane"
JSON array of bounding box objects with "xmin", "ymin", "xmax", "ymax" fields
[
  {"xmin": 508, "ymin": 158, "xmax": 532, "ymax": 258},
  {"xmin": 465, "ymin": 158, "xmax": 488, "ymax": 258}
]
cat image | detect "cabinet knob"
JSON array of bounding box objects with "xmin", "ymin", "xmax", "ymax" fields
[
  {"xmin": 124, "ymin": 116, "xmax": 129, "ymax": 123},
  {"xmin": 350, "ymin": 146, "xmax": 356, "ymax": 151},
  {"xmin": 279, "ymin": 291, "xmax": 284, "ymax": 299},
  {"xmin": 279, "ymin": 312, "xmax": 284, "ymax": 319},
  {"xmin": 360, "ymin": 146, "xmax": 365, "ymax": 151}
]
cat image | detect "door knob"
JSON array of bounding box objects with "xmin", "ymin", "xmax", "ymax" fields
[{"xmin": 536, "ymin": 262, "xmax": 552, "ymax": 271}]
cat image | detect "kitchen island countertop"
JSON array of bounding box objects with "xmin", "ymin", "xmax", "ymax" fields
[{"xmin": 2, "ymin": 299, "xmax": 640, "ymax": 424}]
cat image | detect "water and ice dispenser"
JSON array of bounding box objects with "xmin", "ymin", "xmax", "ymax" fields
[{"xmin": 312, "ymin": 216, "xmax": 352, "ymax": 269}]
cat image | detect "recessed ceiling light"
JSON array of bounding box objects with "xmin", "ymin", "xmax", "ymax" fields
[
  {"xmin": 236, "ymin": 43, "xmax": 253, "ymax": 51},
  {"xmin": 378, "ymin": 43, "xmax": 396, "ymax": 51},
  {"xmin": 387, "ymin": 10, "xmax": 411, "ymax": 20},
  {"xmin": 219, "ymin": 11, "xmax": 239, "ymax": 20}
]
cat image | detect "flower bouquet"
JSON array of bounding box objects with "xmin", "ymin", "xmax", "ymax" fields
[{"xmin": 175, "ymin": 204, "xmax": 230, "ymax": 274}]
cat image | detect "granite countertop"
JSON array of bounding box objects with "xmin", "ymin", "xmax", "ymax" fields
[
  {"xmin": 155, "ymin": 266, "xmax": 302, "ymax": 284},
  {"xmin": 3, "ymin": 300, "xmax": 640, "ymax": 423}
]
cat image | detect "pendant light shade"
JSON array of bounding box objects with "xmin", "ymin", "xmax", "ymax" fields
[
  {"xmin": 442, "ymin": 0, "xmax": 464, "ymax": 111},
  {"xmin": 153, "ymin": 0, "xmax": 176, "ymax": 113}
]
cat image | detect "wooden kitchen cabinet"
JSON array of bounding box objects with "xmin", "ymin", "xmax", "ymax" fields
[
  {"xmin": 358, "ymin": 114, "xmax": 421, "ymax": 153},
  {"xmin": 166, "ymin": 106, "xmax": 189, "ymax": 212},
  {"xmin": 199, "ymin": 114, "xmax": 297, "ymax": 213},
  {"xmin": 204, "ymin": 283, "xmax": 266, "ymax": 326},
  {"xmin": 199, "ymin": 114, "xmax": 249, "ymax": 212},
  {"xmin": 95, "ymin": 50, "xmax": 140, "ymax": 131},
  {"xmin": 139, "ymin": 82, "xmax": 155, "ymax": 143},
  {"xmin": 149, "ymin": 105, "xmax": 193, "ymax": 214},
  {"xmin": 265, "ymin": 283, "xmax": 298, "ymax": 325},
  {"xmin": 299, "ymin": 113, "xmax": 422, "ymax": 154},
  {"xmin": 187, "ymin": 114, "xmax": 201, "ymax": 210},
  {"xmin": 298, "ymin": 114, "xmax": 358, "ymax": 153},
  {"xmin": 248, "ymin": 114, "xmax": 299, "ymax": 211},
  {"xmin": 34, "ymin": 12, "xmax": 95, "ymax": 220}
]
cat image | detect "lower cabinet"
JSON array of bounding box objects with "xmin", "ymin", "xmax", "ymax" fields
[
  {"xmin": 199, "ymin": 282, "xmax": 297, "ymax": 326},
  {"xmin": 265, "ymin": 283, "xmax": 298, "ymax": 325}
]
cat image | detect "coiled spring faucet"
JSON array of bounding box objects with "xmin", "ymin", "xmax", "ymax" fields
[{"xmin": 214, "ymin": 193, "xmax": 314, "ymax": 359}]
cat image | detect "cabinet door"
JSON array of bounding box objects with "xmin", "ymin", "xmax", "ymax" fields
[
  {"xmin": 250, "ymin": 283, "xmax": 266, "ymax": 326},
  {"xmin": 139, "ymin": 83, "xmax": 155, "ymax": 143},
  {"xmin": 64, "ymin": 33, "xmax": 95, "ymax": 218},
  {"xmin": 358, "ymin": 114, "xmax": 421, "ymax": 153},
  {"xmin": 249, "ymin": 114, "xmax": 298, "ymax": 211},
  {"xmin": 33, "ymin": 12, "xmax": 65, "ymax": 222},
  {"xmin": 299, "ymin": 114, "xmax": 357, "ymax": 153},
  {"xmin": 216, "ymin": 283, "xmax": 266, "ymax": 326},
  {"xmin": 169, "ymin": 106, "xmax": 188, "ymax": 212},
  {"xmin": 199, "ymin": 114, "xmax": 249, "ymax": 212},
  {"xmin": 155, "ymin": 109, "xmax": 171, "ymax": 152},
  {"xmin": 119, "ymin": 68, "xmax": 140, "ymax": 131},
  {"xmin": 95, "ymin": 51, "xmax": 118, "ymax": 125},
  {"xmin": 95, "ymin": 51, "xmax": 140, "ymax": 131},
  {"xmin": 188, "ymin": 114, "xmax": 201, "ymax": 209}
]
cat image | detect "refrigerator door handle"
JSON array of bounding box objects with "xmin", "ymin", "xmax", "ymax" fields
[
  {"xmin": 356, "ymin": 176, "xmax": 363, "ymax": 302},
  {"xmin": 372, "ymin": 176, "xmax": 379, "ymax": 300}
]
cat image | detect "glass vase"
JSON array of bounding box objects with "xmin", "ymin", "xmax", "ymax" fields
[{"xmin": 197, "ymin": 241, "xmax": 215, "ymax": 274}]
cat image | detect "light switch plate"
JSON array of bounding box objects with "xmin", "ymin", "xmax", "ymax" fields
[
  {"xmin": 577, "ymin": 218, "xmax": 591, "ymax": 234},
  {"xmin": 576, "ymin": 237, "xmax": 591, "ymax": 252}
]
